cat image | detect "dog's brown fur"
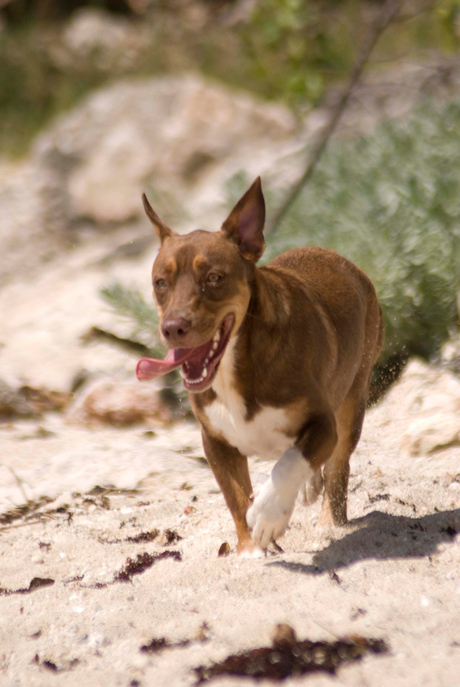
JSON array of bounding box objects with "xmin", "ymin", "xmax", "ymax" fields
[{"xmin": 142, "ymin": 177, "xmax": 384, "ymax": 554}]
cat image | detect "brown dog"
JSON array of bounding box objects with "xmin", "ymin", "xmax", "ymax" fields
[{"xmin": 137, "ymin": 177, "xmax": 384, "ymax": 554}]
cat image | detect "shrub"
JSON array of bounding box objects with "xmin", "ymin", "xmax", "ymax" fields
[{"xmin": 257, "ymin": 98, "xmax": 460, "ymax": 372}]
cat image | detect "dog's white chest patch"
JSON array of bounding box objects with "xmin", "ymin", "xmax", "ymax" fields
[{"xmin": 204, "ymin": 338, "xmax": 292, "ymax": 460}]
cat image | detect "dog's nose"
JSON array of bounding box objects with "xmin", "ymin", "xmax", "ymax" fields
[{"xmin": 161, "ymin": 317, "xmax": 192, "ymax": 341}]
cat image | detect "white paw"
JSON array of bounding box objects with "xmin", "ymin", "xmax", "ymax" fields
[
  {"xmin": 246, "ymin": 447, "xmax": 314, "ymax": 549},
  {"xmin": 246, "ymin": 477, "xmax": 295, "ymax": 549}
]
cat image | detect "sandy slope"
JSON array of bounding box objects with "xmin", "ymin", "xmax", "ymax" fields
[{"xmin": 1, "ymin": 372, "xmax": 459, "ymax": 687}]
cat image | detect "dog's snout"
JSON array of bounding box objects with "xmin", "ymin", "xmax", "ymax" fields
[{"xmin": 161, "ymin": 317, "xmax": 192, "ymax": 341}]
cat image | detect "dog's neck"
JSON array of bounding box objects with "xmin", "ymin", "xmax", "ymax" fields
[
  {"xmin": 210, "ymin": 334, "xmax": 245, "ymax": 414},
  {"xmin": 248, "ymin": 265, "xmax": 292, "ymax": 328},
  {"xmin": 209, "ymin": 264, "xmax": 299, "ymax": 410}
]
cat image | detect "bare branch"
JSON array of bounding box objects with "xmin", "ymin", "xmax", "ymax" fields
[{"xmin": 266, "ymin": 0, "xmax": 407, "ymax": 237}]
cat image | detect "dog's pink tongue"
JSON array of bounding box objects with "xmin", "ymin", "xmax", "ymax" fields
[{"xmin": 136, "ymin": 349, "xmax": 189, "ymax": 381}]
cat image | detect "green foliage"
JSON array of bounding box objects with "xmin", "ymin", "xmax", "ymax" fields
[
  {"xmin": 436, "ymin": 0, "xmax": 460, "ymax": 50},
  {"xmin": 0, "ymin": 23, "xmax": 108, "ymax": 157},
  {"xmin": 261, "ymin": 98, "xmax": 460, "ymax": 366},
  {"xmin": 239, "ymin": 0, "xmax": 350, "ymax": 105},
  {"xmin": 99, "ymin": 282, "xmax": 165, "ymax": 358}
]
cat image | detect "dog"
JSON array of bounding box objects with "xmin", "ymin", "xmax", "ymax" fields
[{"xmin": 137, "ymin": 177, "xmax": 384, "ymax": 555}]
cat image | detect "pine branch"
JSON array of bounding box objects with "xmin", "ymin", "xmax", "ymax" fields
[
  {"xmin": 82, "ymin": 327, "xmax": 151, "ymax": 355},
  {"xmin": 99, "ymin": 282, "xmax": 164, "ymax": 357},
  {"xmin": 100, "ymin": 283, "xmax": 158, "ymax": 333}
]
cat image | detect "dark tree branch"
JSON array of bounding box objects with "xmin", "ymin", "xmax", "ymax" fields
[
  {"xmin": 266, "ymin": 0, "xmax": 407, "ymax": 237},
  {"xmin": 81, "ymin": 326, "xmax": 151, "ymax": 355}
]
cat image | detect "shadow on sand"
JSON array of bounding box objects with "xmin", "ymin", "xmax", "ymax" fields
[{"xmin": 267, "ymin": 508, "xmax": 459, "ymax": 575}]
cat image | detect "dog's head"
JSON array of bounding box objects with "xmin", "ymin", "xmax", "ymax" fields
[{"xmin": 137, "ymin": 177, "xmax": 266, "ymax": 392}]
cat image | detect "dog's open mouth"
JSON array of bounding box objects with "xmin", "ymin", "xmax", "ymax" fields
[{"xmin": 136, "ymin": 314, "xmax": 235, "ymax": 392}]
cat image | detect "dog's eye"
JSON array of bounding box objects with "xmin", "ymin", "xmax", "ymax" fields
[
  {"xmin": 207, "ymin": 273, "xmax": 222, "ymax": 285},
  {"xmin": 154, "ymin": 278, "xmax": 167, "ymax": 289}
]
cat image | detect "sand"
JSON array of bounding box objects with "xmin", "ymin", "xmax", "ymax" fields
[{"xmin": 1, "ymin": 372, "xmax": 459, "ymax": 687}]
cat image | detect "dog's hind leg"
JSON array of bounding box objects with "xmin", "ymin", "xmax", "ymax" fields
[
  {"xmin": 320, "ymin": 295, "xmax": 383, "ymax": 527},
  {"xmin": 319, "ymin": 393, "xmax": 366, "ymax": 527}
]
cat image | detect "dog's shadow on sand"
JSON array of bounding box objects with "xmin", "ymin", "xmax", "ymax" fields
[{"xmin": 268, "ymin": 508, "xmax": 459, "ymax": 575}]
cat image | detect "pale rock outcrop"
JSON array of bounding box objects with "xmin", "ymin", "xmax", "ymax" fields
[
  {"xmin": 60, "ymin": 8, "xmax": 150, "ymax": 71},
  {"xmin": 384, "ymin": 359, "xmax": 460, "ymax": 457},
  {"xmin": 0, "ymin": 75, "xmax": 296, "ymax": 286},
  {"xmin": 67, "ymin": 378, "xmax": 173, "ymax": 427},
  {"xmin": 52, "ymin": 75, "xmax": 296, "ymax": 225}
]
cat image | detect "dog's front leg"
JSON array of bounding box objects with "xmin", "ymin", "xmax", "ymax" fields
[
  {"xmin": 201, "ymin": 430, "xmax": 256, "ymax": 555},
  {"xmin": 247, "ymin": 411, "xmax": 337, "ymax": 549},
  {"xmin": 246, "ymin": 447, "xmax": 314, "ymax": 549}
]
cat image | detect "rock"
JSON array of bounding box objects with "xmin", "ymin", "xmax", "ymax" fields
[
  {"xmin": 385, "ymin": 359, "xmax": 460, "ymax": 457},
  {"xmin": 0, "ymin": 75, "xmax": 296, "ymax": 286},
  {"xmin": 48, "ymin": 74, "xmax": 296, "ymax": 225},
  {"xmin": 402, "ymin": 415, "xmax": 460, "ymax": 456},
  {"xmin": 394, "ymin": 359, "xmax": 460, "ymax": 415},
  {"xmin": 0, "ymin": 379, "xmax": 36, "ymax": 419},
  {"xmin": 31, "ymin": 74, "xmax": 296, "ymax": 227},
  {"xmin": 59, "ymin": 9, "xmax": 149, "ymax": 71},
  {"xmin": 67, "ymin": 378, "xmax": 173, "ymax": 427},
  {"xmin": 441, "ymin": 330, "xmax": 460, "ymax": 376},
  {"xmin": 19, "ymin": 385, "xmax": 70, "ymax": 414},
  {"xmin": 0, "ymin": 378, "xmax": 70, "ymax": 420}
]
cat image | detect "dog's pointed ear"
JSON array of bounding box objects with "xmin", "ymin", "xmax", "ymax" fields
[
  {"xmin": 142, "ymin": 193, "xmax": 174, "ymax": 243},
  {"xmin": 221, "ymin": 177, "xmax": 266, "ymax": 263}
]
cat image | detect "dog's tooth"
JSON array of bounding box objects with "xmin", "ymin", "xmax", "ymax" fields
[
  {"xmin": 179, "ymin": 369, "xmax": 187, "ymax": 380},
  {"xmin": 204, "ymin": 357, "xmax": 209, "ymax": 366},
  {"xmin": 187, "ymin": 376, "xmax": 204, "ymax": 385},
  {"xmin": 212, "ymin": 341, "xmax": 219, "ymax": 351},
  {"xmin": 213, "ymin": 330, "xmax": 221, "ymax": 344},
  {"xmin": 203, "ymin": 367, "xmax": 208, "ymax": 378}
]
